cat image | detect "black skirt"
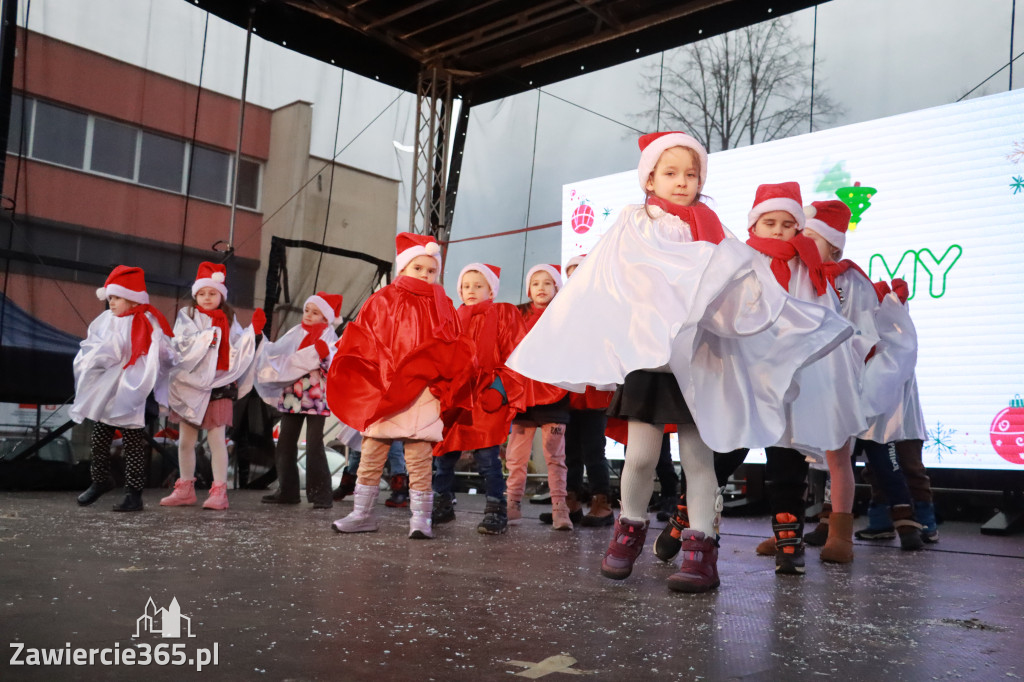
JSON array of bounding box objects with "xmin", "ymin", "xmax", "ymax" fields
[
  {"xmin": 607, "ymin": 370, "xmax": 694, "ymax": 426},
  {"xmin": 514, "ymin": 394, "xmax": 571, "ymax": 425}
]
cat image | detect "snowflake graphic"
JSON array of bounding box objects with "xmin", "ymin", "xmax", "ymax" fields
[
  {"xmin": 925, "ymin": 422, "xmax": 958, "ymax": 461},
  {"xmin": 1011, "ymin": 176, "xmax": 1024, "ymax": 195},
  {"xmin": 602, "ymin": 207, "xmax": 613, "ymax": 218},
  {"xmin": 1008, "ymin": 140, "xmax": 1024, "ymax": 164}
]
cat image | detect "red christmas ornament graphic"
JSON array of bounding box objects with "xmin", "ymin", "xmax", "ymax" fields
[
  {"xmin": 990, "ymin": 395, "xmax": 1024, "ymax": 465},
  {"xmin": 571, "ymin": 202, "xmax": 595, "ymax": 234}
]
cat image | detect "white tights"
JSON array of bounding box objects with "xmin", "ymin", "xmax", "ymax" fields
[
  {"xmin": 620, "ymin": 421, "xmax": 718, "ymax": 536},
  {"xmin": 177, "ymin": 423, "xmax": 228, "ymax": 483}
]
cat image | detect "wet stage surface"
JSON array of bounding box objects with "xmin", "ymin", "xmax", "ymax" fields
[{"xmin": 1, "ymin": 490, "xmax": 1022, "ymax": 681}]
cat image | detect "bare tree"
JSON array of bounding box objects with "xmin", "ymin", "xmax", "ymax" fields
[{"xmin": 639, "ymin": 16, "xmax": 841, "ymax": 152}]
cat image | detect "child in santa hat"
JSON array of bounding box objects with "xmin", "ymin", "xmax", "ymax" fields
[
  {"xmin": 255, "ymin": 291, "xmax": 343, "ymax": 510},
  {"xmin": 541, "ymin": 254, "xmax": 616, "ymax": 528},
  {"xmin": 160, "ymin": 262, "xmax": 263, "ymax": 511},
  {"xmin": 740, "ymin": 184, "xmax": 871, "ymax": 572},
  {"xmin": 327, "ymin": 233, "xmax": 475, "ymax": 539},
  {"xmin": 432, "ymin": 263, "xmax": 528, "ymax": 535},
  {"xmin": 72, "ymin": 265, "xmax": 174, "ymax": 511},
  {"xmin": 505, "ymin": 263, "xmax": 576, "ymax": 530},
  {"xmin": 507, "ymin": 133, "xmax": 851, "ymax": 592},
  {"xmin": 801, "ymin": 200, "xmax": 930, "ymax": 550}
]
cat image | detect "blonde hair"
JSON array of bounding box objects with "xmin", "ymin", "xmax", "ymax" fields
[{"xmin": 643, "ymin": 146, "xmax": 704, "ymax": 219}]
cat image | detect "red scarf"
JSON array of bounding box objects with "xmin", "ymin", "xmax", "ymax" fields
[
  {"xmin": 746, "ymin": 233, "xmax": 828, "ymax": 296},
  {"xmin": 119, "ymin": 304, "xmax": 174, "ymax": 369},
  {"xmin": 195, "ymin": 306, "xmax": 232, "ymax": 370},
  {"xmin": 297, "ymin": 322, "xmax": 328, "ymax": 350},
  {"xmin": 395, "ymin": 275, "xmax": 459, "ymax": 342},
  {"xmin": 458, "ymin": 300, "xmax": 499, "ymax": 372},
  {"xmin": 822, "ymin": 259, "xmax": 870, "ymax": 296},
  {"xmin": 523, "ymin": 302, "xmax": 547, "ymax": 333},
  {"xmin": 647, "ymin": 196, "xmax": 726, "ymax": 244}
]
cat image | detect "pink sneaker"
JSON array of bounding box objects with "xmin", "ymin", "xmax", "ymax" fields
[
  {"xmin": 202, "ymin": 481, "xmax": 229, "ymax": 510},
  {"xmin": 160, "ymin": 478, "xmax": 197, "ymax": 506}
]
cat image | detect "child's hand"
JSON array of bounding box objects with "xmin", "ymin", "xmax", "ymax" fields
[
  {"xmin": 251, "ymin": 308, "xmax": 266, "ymax": 335},
  {"xmin": 314, "ymin": 339, "xmax": 330, "ymax": 359}
]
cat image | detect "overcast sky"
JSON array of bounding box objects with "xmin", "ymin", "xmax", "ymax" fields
[{"xmin": 23, "ymin": 0, "xmax": 1023, "ymax": 302}]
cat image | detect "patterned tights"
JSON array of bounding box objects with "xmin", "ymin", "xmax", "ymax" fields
[{"xmin": 90, "ymin": 421, "xmax": 147, "ymax": 490}]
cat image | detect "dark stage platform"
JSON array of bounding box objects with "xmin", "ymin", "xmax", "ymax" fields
[{"xmin": 2, "ymin": 491, "xmax": 1022, "ymax": 681}]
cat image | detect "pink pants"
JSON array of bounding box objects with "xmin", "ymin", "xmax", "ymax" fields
[{"xmin": 505, "ymin": 422, "xmax": 567, "ymax": 501}]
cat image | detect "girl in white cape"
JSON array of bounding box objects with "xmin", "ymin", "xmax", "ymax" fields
[
  {"xmin": 506, "ymin": 132, "xmax": 852, "ymax": 593},
  {"xmin": 255, "ymin": 292, "xmax": 341, "ymax": 509},
  {"xmin": 72, "ymin": 265, "xmax": 174, "ymax": 511},
  {"xmin": 160, "ymin": 262, "xmax": 260, "ymax": 511}
]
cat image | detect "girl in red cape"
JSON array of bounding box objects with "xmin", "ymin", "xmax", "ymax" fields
[
  {"xmin": 327, "ymin": 233, "xmax": 475, "ymax": 540},
  {"xmin": 505, "ymin": 264, "xmax": 573, "ymax": 530},
  {"xmin": 431, "ymin": 263, "xmax": 529, "ymax": 535}
]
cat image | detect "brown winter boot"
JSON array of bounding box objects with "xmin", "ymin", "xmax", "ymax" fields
[
  {"xmin": 819, "ymin": 511, "xmax": 854, "ymax": 563},
  {"xmin": 581, "ymin": 493, "xmax": 614, "ymax": 527},
  {"xmin": 804, "ymin": 503, "xmax": 832, "ymax": 546},
  {"xmin": 891, "ymin": 504, "xmax": 924, "ymax": 551},
  {"xmin": 755, "ymin": 536, "xmax": 777, "ymax": 556}
]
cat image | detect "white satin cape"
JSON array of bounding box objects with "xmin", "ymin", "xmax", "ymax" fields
[
  {"xmin": 505, "ymin": 204, "xmax": 853, "ymax": 453},
  {"xmin": 166, "ymin": 309, "xmax": 256, "ymax": 425},
  {"xmin": 254, "ymin": 323, "xmax": 338, "ymax": 406},
  {"xmin": 70, "ymin": 310, "xmax": 172, "ymax": 429},
  {"xmin": 759, "ymin": 257, "xmax": 869, "ymax": 459}
]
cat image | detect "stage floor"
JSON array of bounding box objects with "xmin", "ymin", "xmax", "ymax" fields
[{"xmin": 2, "ymin": 490, "xmax": 1022, "ymax": 681}]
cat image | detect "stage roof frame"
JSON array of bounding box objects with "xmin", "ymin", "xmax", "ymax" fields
[{"xmin": 189, "ymin": 0, "xmax": 825, "ymax": 105}]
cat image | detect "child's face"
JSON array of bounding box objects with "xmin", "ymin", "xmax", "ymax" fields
[
  {"xmin": 400, "ymin": 255, "xmax": 439, "ymax": 284},
  {"xmin": 752, "ymin": 211, "xmax": 799, "ymax": 241},
  {"xmin": 302, "ymin": 303, "xmax": 328, "ymax": 326},
  {"xmin": 107, "ymin": 295, "xmax": 136, "ymax": 317},
  {"xmin": 459, "ymin": 271, "xmax": 493, "ymax": 305},
  {"xmin": 529, "ymin": 272, "xmax": 556, "ymax": 307},
  {"xmin": 565, "ymin": 264, "xmax": 578, "ymax": 279},
  {"xmin": 803, "ymin": 228, "xmax": 839, "ymax": 262},
  {"xmin": 645, "ymin": 146, "xmax": 700, "ymax": 206},
  {"xmin": 195, "ymin": 286, "xmax": 223, "ymax": 311}
]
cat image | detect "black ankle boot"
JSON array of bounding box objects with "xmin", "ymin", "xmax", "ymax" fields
[
  {"xmin": 113, "ymin": 488, "xmax": 144, "ymax": 512},
  {"xmin": 77, "ymin": 478, "xmax": 116, "ymax": 506}
]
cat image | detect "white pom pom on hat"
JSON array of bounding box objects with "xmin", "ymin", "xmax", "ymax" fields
[
  {"xmin": 191, "ymin": 261, "xmax": 229, "ymax": 299},
  {"xmin": 394, "ymin": 232, "xmax": 443, "ymax": 274}
]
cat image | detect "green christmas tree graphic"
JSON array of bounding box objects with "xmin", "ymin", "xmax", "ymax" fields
[{"xmin": 836, "ymin": 182, "xmax": 876, "ymax": 231}]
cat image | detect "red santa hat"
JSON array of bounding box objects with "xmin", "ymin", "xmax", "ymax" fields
[
  {"xmin": 747, "ymin": 182, "xmax": 806, "ymax": 229},
  {"xmin": 458, "ymin": 263, "xmax": 501, "ymax": 298},
  {"xmin": 191, "ymin": 261, "xmax": 228, "ymax": 299},
  {"xmin": 565, "ymin": 254, "xmax": 586, "ymax": 274},
  {"xmin": 804, "ymin": 200, "xmax": 852, "ymax": 254},
  {"xmin": 305, "ymin": 291, "xmax": 344, "ymax": 324},
  {"xmin": 525, "ymin": 263, "xmax": 562, "ymax": 294},
  {"xmin": 637, "ymin": 131, "xmax": 709, "ymax": 191},
  {"xmin": 395, "ymin": 232, "xmax": 442, "ymax": 274},
  {"xmin": 96, "ymin": 265, "xmax": 150, "ymax": 305}
]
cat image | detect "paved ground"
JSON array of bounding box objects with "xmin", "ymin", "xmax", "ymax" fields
[{"xmin": 1, "ymin": 490, "xmax": 1022, "ymax": 681}]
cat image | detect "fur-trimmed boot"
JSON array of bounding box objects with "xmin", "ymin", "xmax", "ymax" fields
[
  {"xmin": 819, "ymin": 511, "xmax": 855, "ymax": 563},
  {"xmin": 600, "ymin": 516, "xmax": 648, "ymax": 580},
  {"xmin": 666, "ymin": 531, "xmax": 720, "ymax": 593},
  {"xmin": 408, "ymin": 489, "xmax": 433, "ymax": 539},
  {"xmin": 772, "ymin": 512, "xmax": 805, "ymax": 575},
  {"xmin": 804, "ymin": 502, "xmax": 832, "ymax": 546},
  {"xmin": 653, "ymin": 493, "xmax": 690, "ymax": 562},
  {"xmin": 891, "ymin": 504, "xmax": 924, "ymax": 551},
  {"xmin": 332, "ymin": 483, "xmax": 380, "ymax": 533}
]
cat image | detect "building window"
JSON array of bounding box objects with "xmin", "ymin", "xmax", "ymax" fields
[
  {"xmin": 7, "ymin": 94, "xmax": 263, "ymax": 211},
  {"xmin": 31, "ymin": 100, "xmax": 87, "ymax": 168},
  {"xmin": 138, "ymin": 131, "xmax": 186, "ymax": 193},
  {"xmin": 235, "ymin": 157, "xmax": 260, "ymax": 210},
  {"xmin": 90, "ymin": 118, "xmax": 137, "ymax": 180},
  {"xmin": 188, "ymin": 145, "xmax": 230, "ymax": 204}
]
